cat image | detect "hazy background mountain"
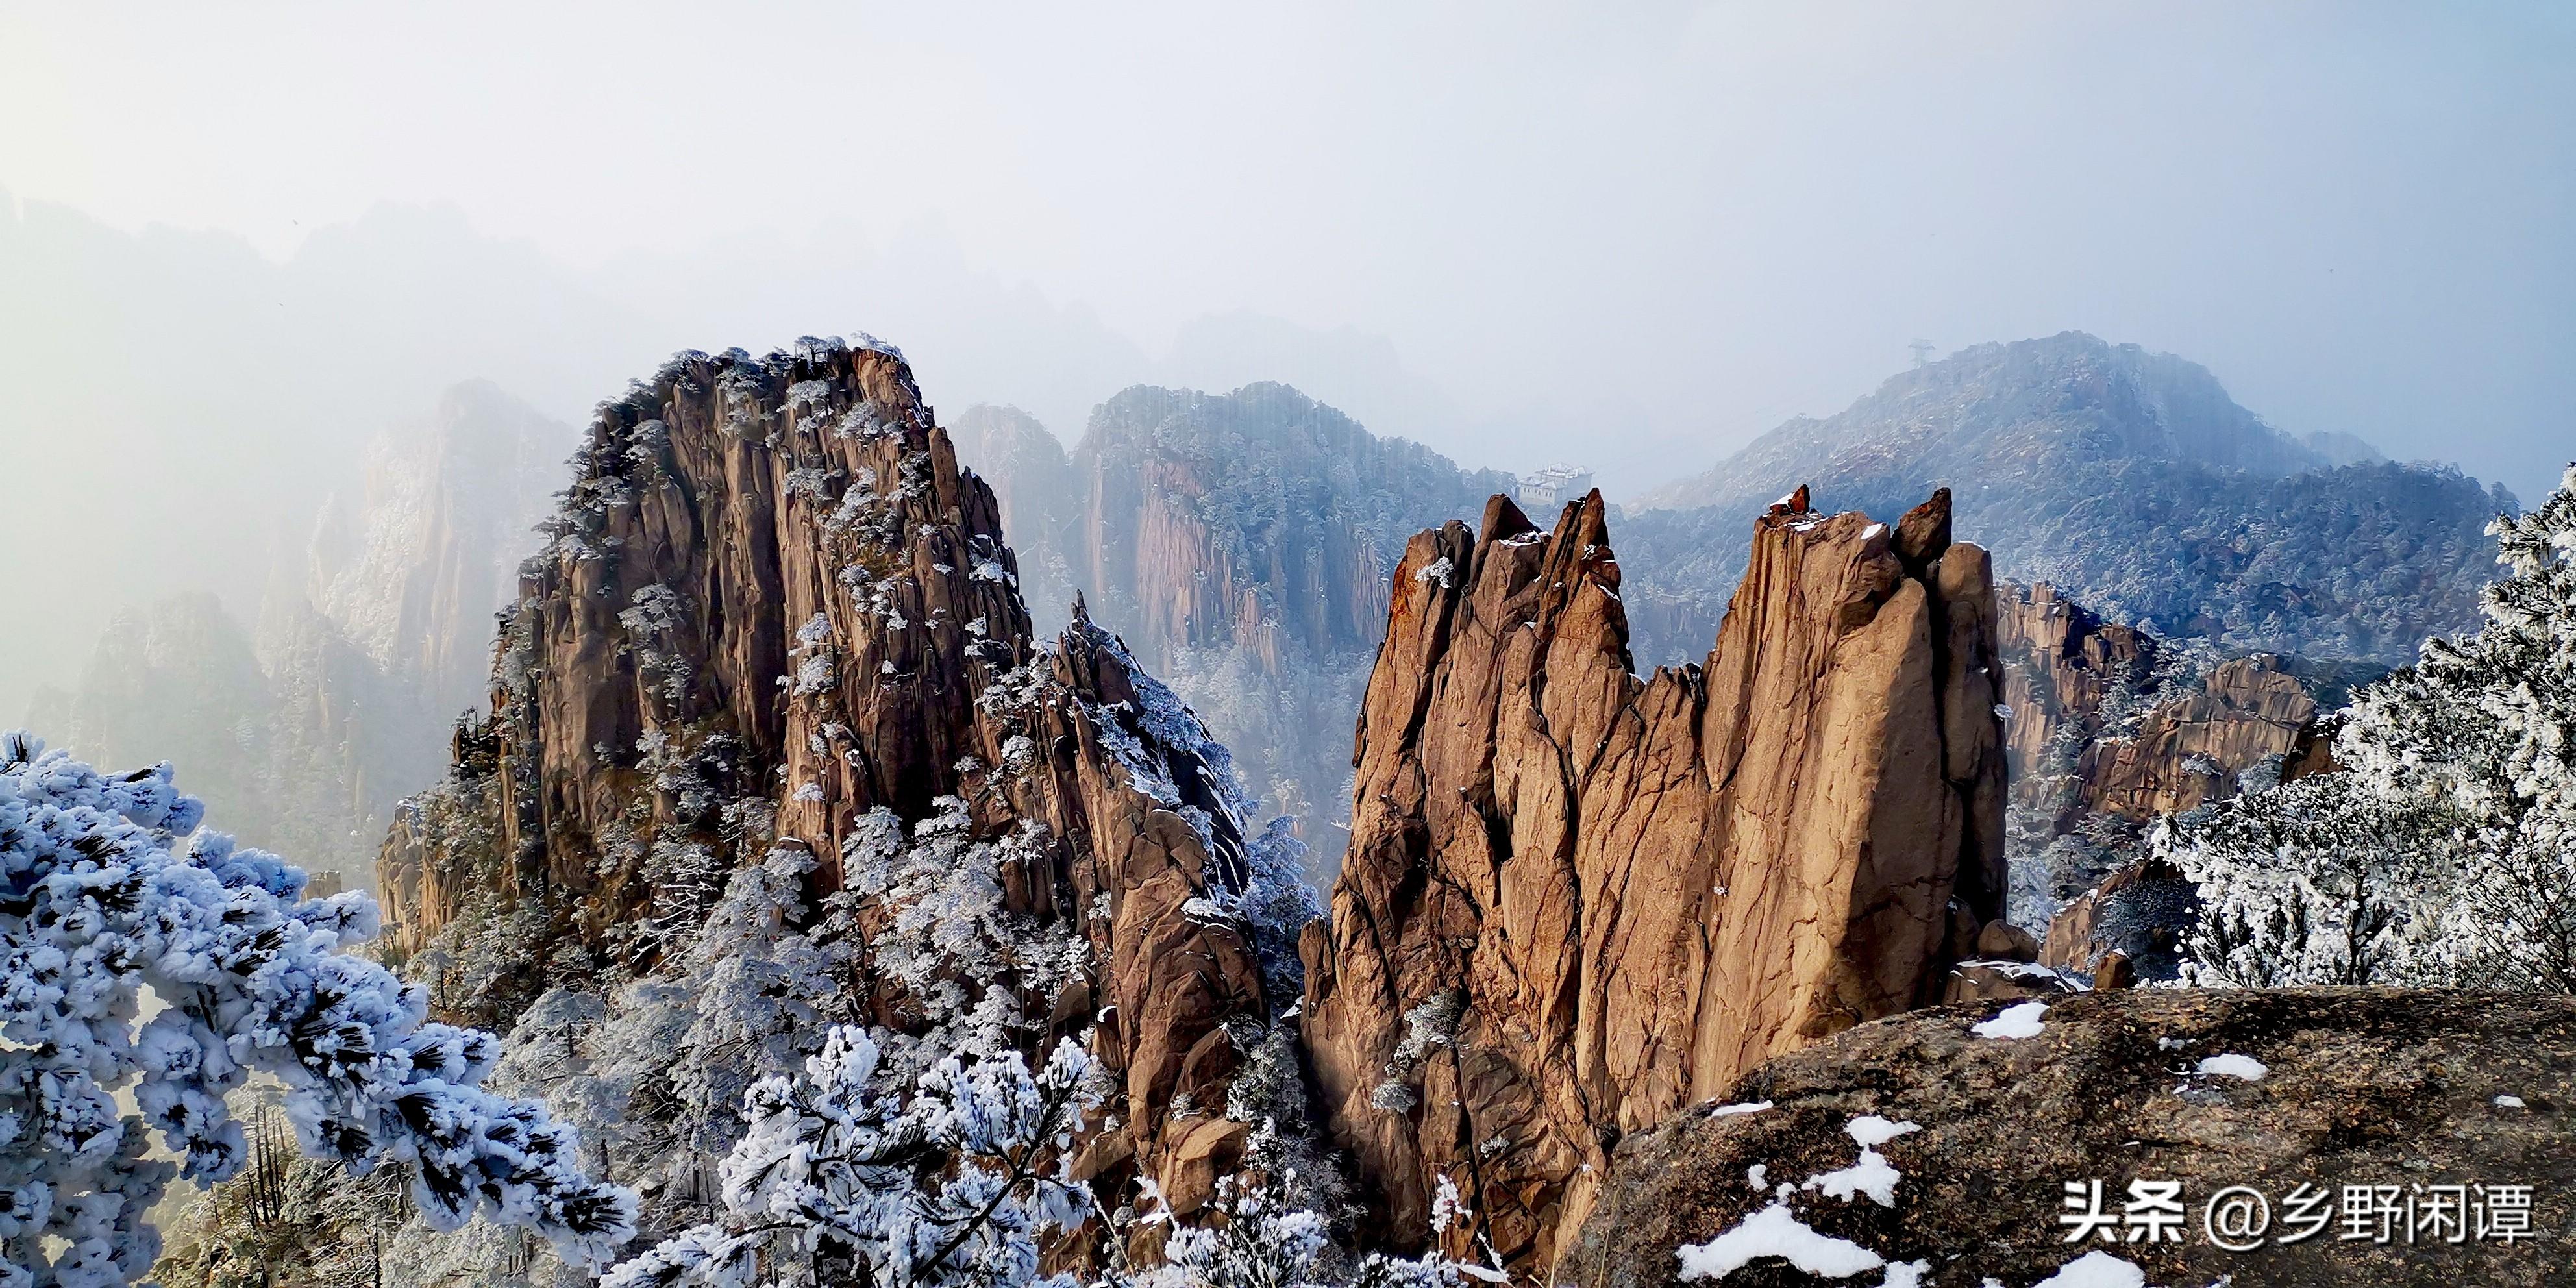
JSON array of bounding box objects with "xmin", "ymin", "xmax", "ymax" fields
[
  {"xmin": 954, "ymin": 384, "xmax": 1512, "ymax": 865},
  {"xmin": 0, "ymin": 195, "xmax": 1491, "ymax": 721},
  {"xmin": 19, "ymin": 382, "xmax": 571, "ymax": 882},
  {"xmin": 1615, "ymin": 334, "xmax": 2511, "ymax": 668},
  {"xmin": 7, "ymin": 3, "xmax": 2571, "ymax": 718}
]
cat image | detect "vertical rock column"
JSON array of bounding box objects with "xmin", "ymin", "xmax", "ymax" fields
[{"xmin": 1297, "ymin": 487, "xmax": 2005, "ymax": 1270}]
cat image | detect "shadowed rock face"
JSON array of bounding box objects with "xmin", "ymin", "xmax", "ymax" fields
[
  {"xmin": 375, "ymin": 338, "xmax": 1280, "ymax": 1215},
  {"xmin": 1998, "ymin": 584, "xmax": 2318, "ymax": 832},
  {"xmin": 1296, "ymin": 486, "xmax": 2007, "ymax": 1269},
  {"xmin": 1563, "ymin": 989, "xmax": 2576, "ymax": 1288}
]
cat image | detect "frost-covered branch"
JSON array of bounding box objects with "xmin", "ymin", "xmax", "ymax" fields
[
  {"xmin": 602, "ymin": 1026, "xmax": 1102, "ymax": 1288},
  {"xmin": 0, "ymin": 733, "xmax": 636, "ymax": 1288}
]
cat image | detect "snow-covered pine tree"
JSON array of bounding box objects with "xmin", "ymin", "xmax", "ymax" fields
[
  {"xmin": 601, "ymin": 1024, "xmax": 1102, "ymax": 1288},
  {"xmin": 2166, "ymin": 464, "xmax": 2576, "ymax": 989},
  {"xmin": 0, "ymin": 733, "xmax": 636, "ymax": 1288}
]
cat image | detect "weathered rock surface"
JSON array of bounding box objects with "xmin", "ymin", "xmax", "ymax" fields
[
  {"xmin": 2039, "ymin": 859, "xmax": 2201, "ymax": 980},
  {"xmin": 2077, "ymin": 655, "xmax": 2316, "ymax": 821},
  {"xmin": 376, "ymin": 338, "xmax": 1287, "ymax": 1212},
  {"xmin": 1994, "ymin": 582, "xmax": 2333, "ymax": 950},
  {"xmin": 1297, "ymin": 488, "xmax": 2007, "ymax": 1269},
  {"xmin": 1563, "ymin": 988, "xmax": 2576, "ymax": 1288},
  {"xmin": 1994, "ymin": 582, "xmax": 2158, "ymax": 821}
]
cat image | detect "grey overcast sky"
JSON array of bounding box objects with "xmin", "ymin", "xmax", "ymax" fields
[
  {"xmin": 6, "ymin": 1, "xmax": 2571, "ymax": 487},
  {"xmin": 1, "ymin": 1, "xmax": 2571, "ymax": 710}
]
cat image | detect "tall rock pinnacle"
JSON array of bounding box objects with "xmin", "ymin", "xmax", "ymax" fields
[{"xmin": 1296, "ymin": 487, "xmax": 2007, "ymax": 1269}]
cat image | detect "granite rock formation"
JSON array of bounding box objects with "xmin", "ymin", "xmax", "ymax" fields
[
  {"xmin": 1296, "ymin": 486, "xmax": 2007, "ymax": 1269},
  {"xmin": 375, "ymin": 339, "xmax": 1296, "ymax": 1217},
  {"xmin": 1997, "ymin": 583, "xmax": 2318, "ymax": 834},
  {"xmin": 1992, "ymin": 581, "xmax": 2344, "ymax": 963},
  {"xmin": 1563, "ymin": 988, "xmax": 2575, "ymax": 1288}
]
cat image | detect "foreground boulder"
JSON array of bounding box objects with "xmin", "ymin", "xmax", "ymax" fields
[
  {"xmin": 1298, "ymin": 487, "xmax": 2008, "ymax": 1267},
  {"xmin": 1562, "ymin": 988, "xmax": 2575, "ymax": 1288}
]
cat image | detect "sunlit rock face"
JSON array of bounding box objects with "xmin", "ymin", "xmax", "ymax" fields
[
  {"xmin": 375, "ymin": 339, "xmax": 1299, "ymax": 1219},
  {"xmin": 1297, "ymin": 486, "xmax": 2006, "ymax": 1270}
]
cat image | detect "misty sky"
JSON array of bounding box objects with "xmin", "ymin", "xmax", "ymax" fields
[{"xmin": 3, "ymin": 1, "xmax": 2572, "ymax": 714}]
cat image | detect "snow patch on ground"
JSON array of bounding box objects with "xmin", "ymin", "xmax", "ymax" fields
[
  {"xmin": 2495, "ymin": 1094, "xmax": 2527, "ymax": 1108},
  {"xmin": 2196, "ymin": 1052, "xmax": 2268, "ymax": 1081},
  {"xmin": 1674, "ymin": 1204, "xmax": 1884, "ymax": 1280},
  {"xmin": 2030, "ymin": 1250, "xmax": 2146, "ymax": 1287},
  {"xmin": 1844, "ymin": 1115, "xmax": 1920, "ymax": 1148},
  {"xmin": 1803, "ymin": 1115, "xmax": 1921, "ymax": 1208},
  {"xmin": 1710, "ymin": 1100, "xmax": 1774, "ymax": 1117},
  {"xmin": 1877, "ymin": 1261, "xmax": 1930, "ymax": 1288},
  {"xmin": 1974, "ymin": 1000, "xmax": 2049, "ymax": 1039}
]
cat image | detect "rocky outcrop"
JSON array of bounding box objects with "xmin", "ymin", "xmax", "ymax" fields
[
  {"xmin": 376, "ymin": 338, "xmax": 1294, "ymax": 1216},
  {"xmin": 2077, "ymin": 655, "xmax": 2314, "ymax": 819},
  {"xmin": 1563, "ymin": 988, "xmax": 2576, "ymax": 1288},
  {"xmin": 1994, "ymin": 582, "xmax": 2330, "ymax": 946},
  {"xmin": 1296, "ymin": 487, "xmax": 2007, "ymax": 1269},
  {"xmin": 1994, "ymin": 581, "xmax": 2158, "ymax": 818}
]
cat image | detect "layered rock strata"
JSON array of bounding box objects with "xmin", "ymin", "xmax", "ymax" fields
[{"xmin": 1297, "ymin": 486, "xmax": 2007, "ymax": 1269}]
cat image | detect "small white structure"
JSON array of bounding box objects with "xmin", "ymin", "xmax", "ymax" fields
[{"xmin": 1517, "ymin": 463, "xmax": 1594, "ymax": 513}]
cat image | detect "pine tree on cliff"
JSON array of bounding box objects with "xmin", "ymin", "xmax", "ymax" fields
[
  {"xmin": 2168, "ymin": 464, "xmax": 2576, "ymax": 989},
  {"xmin": 0, "ymin": 733, "xmax": 635, "ymax": 1288}
]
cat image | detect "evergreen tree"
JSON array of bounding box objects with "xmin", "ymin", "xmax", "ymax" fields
[
  {"xmin": 2167, "ymin": 465, "xmax": 2576, "ymax": 989},
  {"xmin": 0, "ymin": 733, "xmax": 634, "ymax": 1288}
]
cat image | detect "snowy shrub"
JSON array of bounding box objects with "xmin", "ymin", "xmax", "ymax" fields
[
  {"xmin": 0, "ymin": 733, "xmax": 635, "ymax": 1287},
  {"xmin": 601, "ymin": 1026, "xmax": 1100, "ymax": 1288},
  {"xmin": 2168, "ymin": 465, "xmax": 2576, "ymax": 990},
  {"xmin": 1153, "ymin": 1170, "xmax": 1331, "ymax": 1288},
  {"xmin": 2160, "ymin": 780, "xmax": 2456, "ymax": 987}
]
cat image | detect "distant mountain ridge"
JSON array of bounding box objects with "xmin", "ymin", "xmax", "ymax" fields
[{"xmin": 1616, "ymin": 332, "xmax": 2510, "ymax": 667}]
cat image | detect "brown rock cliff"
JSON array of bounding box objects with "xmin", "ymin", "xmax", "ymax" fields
[
  {"xmin": 376, "ymin": 338, "xmax": 1287, "ymax": 1216},
  {"xmin": 1296, "ymin": 487, "xmax": 2007, "ymax": 1269}
]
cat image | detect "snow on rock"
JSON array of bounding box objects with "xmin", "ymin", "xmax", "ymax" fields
[
  {"xmin": 2196, "ymin": 1053, "xmax": 2268, "ymax": 1081},
  {"xmin": 1674, "ymin": 1203, "xmax": 1885, "ymax": 1280},
  {"xmin": 1802, "ymin": 1115, "xmax": 1922, "ymax": 1208},
  {"xmin": 1710, "ymin": 1100, "xmax": 1774, "ymax": 1117},
  {"xmin": 1877, "ymin": 1261, "xmax": 1931, "ymax": 1288},
  {"xmin": 2495, "ymin": 1094, "xmax": 2527, "ymax": 1109},
  {"xmin": 1974, "ymin": 1000, "xmax": 2050, "ymax": 1039},
  {"xmin": 2029, "ymin": 1250, "xmax": 2148, "ymax": 1287}
]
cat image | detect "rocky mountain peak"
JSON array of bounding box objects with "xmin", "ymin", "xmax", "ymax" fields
[
  {"xmin": 1296, "ymin": 484, "xmax": 2007, "ymax": 1269},
  {"xmin": 375, "ymin": 336, "xmax": 1311, "ymax": 1229}
]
